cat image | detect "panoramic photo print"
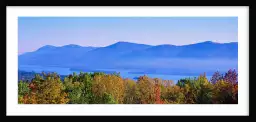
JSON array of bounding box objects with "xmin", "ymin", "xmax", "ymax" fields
[{"xmin": 18, "ymin": 17, "xmax": 238, "ymax": 104}]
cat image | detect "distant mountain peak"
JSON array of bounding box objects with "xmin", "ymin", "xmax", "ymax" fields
[
  {"xmin": 111, "ymin": 41, "xmax": 152, "ymax": 46},
  {"xmin": 199, "ymin": 41, "xmax": 238, "ymax": 45},
  {"xmin": 114, "ymin": 41, "xmax": 134, "ymax": 45},
  {"xmin": 42, "ymin": 45, "xmax": 56, "ymax": 48},
  {"xmin": 187, "ymin": 41, "xmax": 222, "ymax": 46},
  {"xmin": 37, "ymin": 45, "xmax": 56, "ymax": 51},
  {"xmin": 201, "ymin": 41, "xmax": 216, "ymax": 44},
  {"xmin": 61, "ymin": 44, "xmax": 82, "ymax": 48},
  {"xmin": 206, "ymin": 40, "xmax": 214, "ymax": 43},
  {"xmin": 67, "ymin": 44, "xmax": 80, "ymax": 46}
]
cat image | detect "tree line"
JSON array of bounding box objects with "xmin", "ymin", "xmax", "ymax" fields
[{"xmin": 18, "ymin": 69, "xmax": 238, "ymax": 104}]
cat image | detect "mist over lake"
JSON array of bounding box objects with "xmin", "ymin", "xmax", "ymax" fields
[
  {"xmin": 18, "ymin": 41, "xmax": 238, "ymax": 83},
  {"xmin": 18, "ymin": 63, "xmax": 228, "ymax": 84}
]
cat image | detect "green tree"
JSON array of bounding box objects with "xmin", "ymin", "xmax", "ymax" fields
[
  {"xmin": 18, "ymin": 80, "xmax": 30, "ymax": 96},
  {"xmin": 162, "ymin": 85, "xmax": 185, "ymax": 104},
  {"xmin": 123, "ymin": 78, "xmax": 138, "ymax": 104},
  {"xmin": 192, "ymin": 74, "xmax": 213, "ymax": 104},
  {"xmin": 18, "ymin": 80, "xmax": 30, "ymax": 104}
]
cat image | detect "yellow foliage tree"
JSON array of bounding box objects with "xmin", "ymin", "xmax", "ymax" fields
[
  {"xmin": 136, "ymin": 75, "xmax": 155, "ymax": 104},
  {"xmin": 24, "ymin": 75, "xmax": 70, "ymax": 104},
  {"xmin": 92, "ymin": 74, "xmax": 125, "ymax": 103},
  {"xmin": 124, "ymin": 78, "xmax": 137, "ymax": 104}
]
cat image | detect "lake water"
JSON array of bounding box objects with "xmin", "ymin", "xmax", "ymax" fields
[{"xmin": 18, "ymin": 65, "xmax": 212, "ymax": 84}]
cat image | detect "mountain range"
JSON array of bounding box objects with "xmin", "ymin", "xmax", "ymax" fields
[{"xmin": 18, "ymin": 41, "xmax": 238, "ymax": 75}]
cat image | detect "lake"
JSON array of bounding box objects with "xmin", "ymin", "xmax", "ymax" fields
[{"xmin": 18, "ymin": 65, "xmax": 212, "ymax": 84}]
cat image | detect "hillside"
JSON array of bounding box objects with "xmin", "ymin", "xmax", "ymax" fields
[{"xmin": 18, "ymin": 41, "xmax": 238, "ymax": 74}]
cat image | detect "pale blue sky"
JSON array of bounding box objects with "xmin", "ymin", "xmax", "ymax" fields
[{"xmin": 18, "ymin": 17, "xmax": 238, "ymax": 54}]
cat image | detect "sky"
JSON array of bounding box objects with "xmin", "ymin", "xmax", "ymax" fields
[{"xmin": 18, "ymin": 17, "xmax": 238, "ymax": 54}]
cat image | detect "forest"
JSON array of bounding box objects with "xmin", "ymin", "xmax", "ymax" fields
[{"xmin": 18, "ymin": 69, "xmax": 238, "ymax": 104}]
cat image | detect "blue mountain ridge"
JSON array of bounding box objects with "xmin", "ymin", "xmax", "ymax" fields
[
  {"xmin": 18, "ymin": 41, "xmax": 238, "ymax": 74},
  {"xmin": 120, "ymin": 41, "xmax": 238, "ymax": 59}
]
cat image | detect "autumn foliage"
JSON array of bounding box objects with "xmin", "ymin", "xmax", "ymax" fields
[{"xmin": 18, "ymin": 69, "xmax": 238, "ymax": 104}]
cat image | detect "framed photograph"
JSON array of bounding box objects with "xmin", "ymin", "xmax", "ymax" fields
[{"xmin": 6, "ymin": 6, "xmax": 249, "ymax": 116}]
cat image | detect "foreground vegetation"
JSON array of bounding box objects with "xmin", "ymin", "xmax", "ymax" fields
[{"xmin": 18, "ymin": 69, "xmax": 238, "ymax": 104}]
